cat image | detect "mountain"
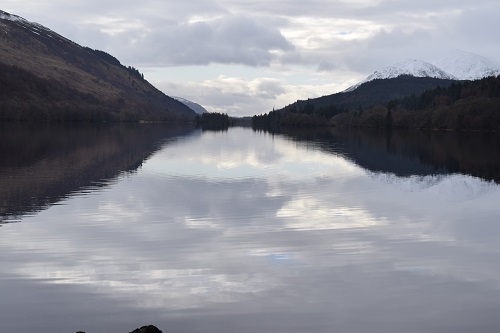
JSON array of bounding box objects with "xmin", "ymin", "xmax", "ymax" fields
[
  {"xmin": 345, "ymin": 60, "xmax": 456, "ymax": 92},
  {"xmin": 253, "ymin": 47, "xmax": 500, "ymax": 129},
  {"xmin": 261, "ymin": 76, "xmax": 456, "ymax": 124},
  {"xmin": 329, "ymin": 75, "xmax": 500, "ymax": 131},
  {"xmin": 265, "ymin": 53, "xmax": 496, "ymax": 122},
  {"xmin": 257, "ymin": 50, "xmax": 500, "ymax": 127},
  {"xmin": 0, "ymin": 10, "xmax": 196, "ymax": 122},
  {"xmin": 429, "ymin": 50, "xmax": 500, "ymax": 80},
  {"xmin": 346, "ymin": 50, "xmax": 500, "ymax": 92},
  {"xmin": 253, "ymin": 75, "xmax": 457, "ymax": 127},
  {"xmin": 173, "ymin": 97, "xmax": 209, "ymax": 114}
]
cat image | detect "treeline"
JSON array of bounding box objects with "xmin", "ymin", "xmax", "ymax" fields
[
  {"xmin": 253, "ymin": 75, "xmax": 500, "ymax": 131},
  {"xmin": 196, "ymin": 112, "xmax": 231, "ymax": 130},
  {"xmin": 332, "ymin": 76, "xmax": 500, "ymax": 131},
  {"xmin": 253, "ymin": 103, "xmax": 347, "ymax": 128},
  {"xmin": 85, "ymin": 47, "xmax": 121, "ymax": 67},
  {"xmin": 85, "ymin": 47, "xmax": 145, "ymax": 81},
  {"xmin": 256, "ymin": 76, "xmax": 457, "ymax": 128}
]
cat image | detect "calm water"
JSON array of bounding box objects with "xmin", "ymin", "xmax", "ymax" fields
[{"xmin": 1, "ymin": 124, "xmax": 500, "ymax": 333}]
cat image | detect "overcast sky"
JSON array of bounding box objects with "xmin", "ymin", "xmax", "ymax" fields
[{"xmin": 3, "ymin": 1, "xmax": 500, "ymax": 116}]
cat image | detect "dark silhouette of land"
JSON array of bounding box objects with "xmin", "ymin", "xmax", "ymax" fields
[{"xmin": 0, "ymin": 10, "xmax": 196, "ymax": 122}]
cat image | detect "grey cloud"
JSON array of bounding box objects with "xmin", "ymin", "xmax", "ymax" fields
[
  {"xmin": 451, "ymin": 6, "xmax": 500, "ymax": 47},
  {"xmin": 15, "ymin": 0, "xmax": 225, "ymax": 22},
  {"xmin": 256, "ymin": 80, "xmax": 286, "ymax": 98},
  {"xmin": 367, "ymin": 28, "xmax": 431, "ymax": 49},
  {"xmin": 217, "ymin": 0, "xmax": 486, "ymax": 21},
  {"xmin": 7, "ymin": 0, "xmax": 500, "ymax": 70},
  {"xmin": 111, "ymin": 15, "xmax": 294, "ymax": 67},
  {"xmin": 317, "ymin": 59, "xmax": 340, "ymax": 72},
  {"xmin": 158, "ymin": 78, "xmax": 287, "ymax": 116},
  {"xmin": 218, "ymin": 0, "xmax": 384, "ymax": 18}
]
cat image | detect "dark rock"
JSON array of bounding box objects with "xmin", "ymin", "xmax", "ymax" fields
[{"xmin": 130, "ymin": 325, "xmax": 162, "ymax": 333}]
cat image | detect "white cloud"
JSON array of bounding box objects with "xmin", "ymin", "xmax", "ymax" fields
[
  {"xmin": 152, "ymin": 72, "xmax": 357, "ymax": 116},
  {"xmin": 154, "ymin": 75, "xmax": 288, "ymax": 115},
  {"xmin": 277, "ymin": 198, "xmax": 383, "ymax": 231}
]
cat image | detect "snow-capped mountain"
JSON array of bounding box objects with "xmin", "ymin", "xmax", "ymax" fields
[
  {"xmin": 1, "ymin": 9, "xmax": 28, "ymax": 23},
  {"xmin": 173, "ymin": 97, "xmax": 208, "ymax": 114},
  {"xmin": 367, "ymin": 59, "xmax": 456, "ymax": 81},
  {"xmin": 346, "ymin": 51, "xmax": 500, "ymax": 92},
  {"xmin": 345, "ymin": 60, "xmax": 456, "ymax": 92},
  {"xmin": 429, "ymin": 50, "xmax": 500, "ymax": 80}
]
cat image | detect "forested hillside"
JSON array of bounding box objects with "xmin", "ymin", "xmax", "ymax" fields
[
  {"xmin": 254, "ymin": 75, "xmax": 500, "ymax": 131},
  {"xmin": 0, "ymin": 10, "xmax": 195, "ymax": 122},
  {"xmin": 332, "ymin": 76, "xmax": 500, "ymax": 130},
  {"xmin": 253, "ymin": 76, "xmax": 456, "ymax": 127}
]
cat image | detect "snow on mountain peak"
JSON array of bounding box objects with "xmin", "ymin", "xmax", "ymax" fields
[
  {"xmin": 0, "ymin": 10, "xmax": 28, "ymax": 24},
  {"xmin": 366, "ymin": 59, "xmax": 457, "ymax": 81},
  {"xmin": 345, "ymin": 50, "xmax": 500, "ymax": 92},
  {"xmin": 344, "ymin": 59, "xmax": 456, "ymax": 92},
  {"xmin": 428, "ymin": 49, "xmax": 500, "ymax": 80}
]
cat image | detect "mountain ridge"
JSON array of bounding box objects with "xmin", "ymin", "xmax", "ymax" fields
[
  {"xmin": 173, "ymin": 97, "xmax": 209, "ymax": 114},
  {"xmin": 346, "ymin": 50, "xmax": 500, "ymax": 92},
  {"xmin": 270, "ymin": 76, "xmax": 457, "ymax": 119},
  {"xmin": 261, "ymin": 50, "xmax": 500, "ymax": 125},
  {"xmin": 345, "ymin": 60, "xmax": 457, "ymax": 92},
  {"xmin": 0, "ymin": 9, "xmax": 196, "ymax": 122}
]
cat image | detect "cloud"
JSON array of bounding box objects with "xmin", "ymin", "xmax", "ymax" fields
[
  {"xmin": 450, "ymin": 6, "xmax": 500, "ymax": 56},
  {"xmin": 89, "ymin": 14, "xmax": 294, "ymax": 67},
  {"xmin": 156, "ymin": 76, "xmax": 289, "ymax": 115},
  {"xmin": 153, "ymin": 73, "xmax": 353, "ymax": 116},
  {"xmin": 7, "ymin": 0, "xmax": 500, "ymax": 70}
]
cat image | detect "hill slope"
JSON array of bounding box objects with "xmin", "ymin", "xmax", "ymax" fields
[
  {"xmin": 0, "ymin": 10, "xmax": 195, "ymax": 121},
  {"xmin": 276, "ymin": 76, "xmax": 456, "ymax": 116},
  {"xmin": 259, "ymin": 50, "xmax": 500, "ymax": 127},
  {"xmin": 173, "ymin": 97, "xmax": 209, "ymax": 114},
  {"xmin": 330, "ymin": 76, "xmax": 500, "ymax": 131}
]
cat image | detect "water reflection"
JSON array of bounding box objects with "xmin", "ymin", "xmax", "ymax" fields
[
  {"xmin": 1, "ymin": 126, "xmax": 500, "ymax": 333},
  {"xmin": 0, "ymin": 123, "xmax": 195, "ymax": 223},
  {"xmin": 269, "ymin": 127, "xmax": 500, "ymax": 182}
]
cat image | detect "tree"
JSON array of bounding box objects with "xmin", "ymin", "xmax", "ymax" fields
[{"xmin": 385, "ymin": 109, "xmax": 393, "ymax": 130}]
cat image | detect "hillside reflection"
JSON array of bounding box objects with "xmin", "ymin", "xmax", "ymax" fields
[
  {"xmin": 0, "ymin": 123, "xmax": 195, "ymax": 223},
  {"xmin": 2, "ymin": 124, "xmax": 499, "ymax": 225},
  {"xmin": 2, "ymin": 127, "xmax": 500, "ymax": 333},
  {"xmin": 260, "ymin": 127, "xmax": 500, "ymax": 183}
]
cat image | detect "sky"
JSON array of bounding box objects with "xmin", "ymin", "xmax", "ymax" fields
[{"xmin": 3, "ymin": 0, "xmax": 500, "ymax": 116}]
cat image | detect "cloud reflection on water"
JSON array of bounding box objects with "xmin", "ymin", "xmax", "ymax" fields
[{"xmin": 1, "ymin": 127, "xmax": 500, "ymax": 332}]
